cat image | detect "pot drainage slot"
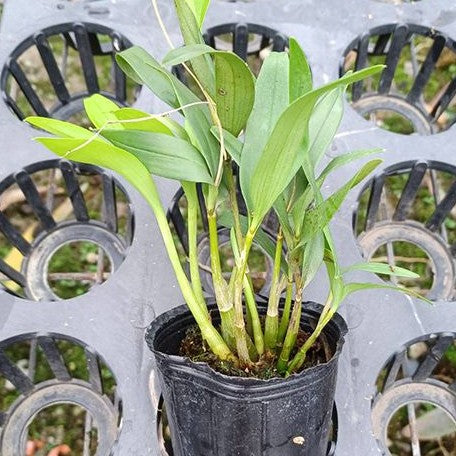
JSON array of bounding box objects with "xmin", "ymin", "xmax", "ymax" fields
[
  {"xmin": 341, "ymin": 24, "xmax": 456, "ymax": 135},
  {"xmin": 354, "ymin": 160, "xmax": 456, "ymax": 300},
  {"xmin": 372, "ymin": 334, "xmax": 456, "ymax": 455},
  {"xmin": 0, "ymin": 159, "xmax": 133, "ymax": 300},
  {"xmin": 0, "ymin": 333, "xmax": 121, "ymax": 456},
  {"xmin": 0, "ymin": 22, "xmax": 140, "ymax": 124}
]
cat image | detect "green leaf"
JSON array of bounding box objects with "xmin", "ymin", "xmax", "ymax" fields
[
  {"xmin": 162, "ymin": 43, "xmax": 214, "ymax": 66},
  {"xmin": 343, "ymin": 282, "xmax": 432, "ymax": 304},
  {"xmin": 308, "ymin": 87, "xmax": 344, "ymax": 167},
  {"xmin": 302, "ymin": 232, "xmax": 324, "ymax": 287},
  {"xmin": 116, "ymin": 46, "xmax": 182, "ymax": 107},
  {"xmin": 298, "ymin": 159, "xmax": 382, "ymax": 245},
  {"xmin": 83, "ymin": 94, "xmax": 122, "ymax": 129},
  {"xmin": 113, "ymin": 108, "xmax": 173, "ymax": 134},
  {"xmin": 210, "ymin": 126, "xmax": 242, "ymax": 164},
  {"xmin": 248, "ymin": 66, "xmax": 384, "ymax": 229},
  {"xmin": 117, "ymin": 46, "xmax": 219, "ymax": 177},
  {"xmin": 289, "ymin": 37, "xmax": 312, "ymax": 102},
  {"xmin": 214, "ymin": 51, "xmax": 255, "ymax": 137},
  {"xmin": 102, "ymin": 130, "xmax": 213, "ymax": 184},
  {"xmin": 342, "ymin": 262, "xmax": 420, "ymax": 278},
  {"xmin": 33, "ymin": 137, "xmax": 160, "ymax": 210},
  {"xmin": 240, "ymin": 52, "xmax": 290, "ymax": 212},
  {"xmin": 318, "ymin": 148, "xmax": 384, "ymax": 183},
  {"xmin": 185, "ymin": 0, "xmax": 210, "ymax": 27},
  {"xmin": 25, "ymin": 117, "xmax": 93, "ymax": 139},
  {"xmin": 174, "ymin": 0, "xmax": 215, "ymax": 96}
]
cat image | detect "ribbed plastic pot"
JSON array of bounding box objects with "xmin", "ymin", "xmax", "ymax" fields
[{"xmin": 146, "ymin": 302, "xmax": 347, "ymax": 456}]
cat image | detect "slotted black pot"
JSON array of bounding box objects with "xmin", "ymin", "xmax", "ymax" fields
[{"xmin": 146, "ymin": 302, "xmax": 347, "ymax": 456}]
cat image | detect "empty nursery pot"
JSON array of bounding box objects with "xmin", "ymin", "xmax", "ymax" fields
[{"xmin": 146, "ymin": 302, "xmax": 347, "ymax": 456}]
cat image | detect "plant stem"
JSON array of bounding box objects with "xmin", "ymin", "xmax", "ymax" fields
[
  {"xmin": 144, "ymin": 178, "xmax": 233, "ymax": 361},
  {"xmin": 231, "ymin": 230, "xmax": 256, "ymax": 365},
  {"xmin": 182, "ymin": 182, "xmax": 208, "ymax": 317},
  {"xmin": 277, "ymin": 275, "xmax": 303, "ymax": 373},
  {"xmin": 207, "ymin": 193, "xmax": 236, "ymax": 350},
  {"xmin": 286, "ymin": 294, "xmax": 334, "ymax": 375},
  {"xmin": 243, "ymin": 275, "xmax": 264, "ymax": 356},
  {"xmin": 277, "ymin": 279, "xmax": 293, "ymax": 345},
  {"xmin": 225, "ymin": 163, "xmax": 244, "ymax": 249},
  {"xmin": 264, "ymin": 231, "xmax": 284, "ymax": 351}
]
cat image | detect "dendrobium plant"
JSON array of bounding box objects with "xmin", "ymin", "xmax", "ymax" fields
[{"xmin": 26, "ymin": 0, "xmax": 427, "ymax": 376}]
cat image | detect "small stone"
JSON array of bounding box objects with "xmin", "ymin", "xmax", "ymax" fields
[{"xmin": 293, "ymin": 436, "xmax": 305, "ymax": 445}]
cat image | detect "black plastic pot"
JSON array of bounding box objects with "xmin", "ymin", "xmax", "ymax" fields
[{"xmin": 146, "ymin": 302, "xmax": 347, "ymax": 456}]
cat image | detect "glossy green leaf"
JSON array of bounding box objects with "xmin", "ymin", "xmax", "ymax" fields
[
  {"xmin": 214, "ymin": 51, "xmax": 255, "ymax": 137},
  {"xmin": 113, "ymin": 108, "xmax": 173, "ymax": 134},
  {"xmin": 25, "ymin": 117, "xmax": 93, "ymax": 139},
  {"xmin": 298, "ymin": 159, "xmax": 382, "ymax": 245},
  {"xmin": 240, "ymin": 52, "xmax": 289, "ymax": 211},
  {"xmin": 343, "ymin": 282, "xmax": 432, "ymax": 304},
  {"xmin": 342, "ymin": 262, "xmax": 420, "ymax": 278},
  {"xmin": 174, "ymin": 0, "xmax": 215, "ymax": 96},
  {"xmin": 103, "ymin": 129, "xmax": 213, "ymax": 183},
  {"xmin": 210, "ymin": 126, "xmax": 242, "ymax": 164},
  {"xmin": 83, "ymin": 94, "xmax": 122, "ymax": 130},
  {"xmin": 289, "ymin": 37, "xmax": 312, "ymax": 102},
  {"xmin": 162, "ymin": 43, "xmax": 214, "ymax": 66},
  {"xmin": 185, "ymin": 0, "xmax": 210, "ymax": 27}
]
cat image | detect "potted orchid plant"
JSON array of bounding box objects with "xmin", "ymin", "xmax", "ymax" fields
[{"xmin": 26, "ymin": 1, "xmax": 428, "ymax": 454}]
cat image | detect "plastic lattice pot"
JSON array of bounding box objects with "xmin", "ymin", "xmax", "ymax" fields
[
  {"xmin": 0, "ymin": 22, "xmax": 139, "ymax": 123},
  {"xmin": 354, "ymin": 160, "xmax": 456, "ymax": 300},
  {"xmin": 372, "ymin": 333, "xmax": 456, "ymax": 455},
  {"xmin": 0, "ymin": 159, "xmax": 133, "ymax": 301},
  {"xmin": 341, "ymin": 24, "xmax": 456, "ymax": 135},
  {"xmin": 0, "ymin": 333, "xmax": 121, "ymax": 456}
]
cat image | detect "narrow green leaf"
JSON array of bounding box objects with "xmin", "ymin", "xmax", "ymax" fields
[
  {"xmin": 298, "ymin": 159, "xmax": 382, "ymax": 245},
  {"xmin": 25, "ymin": 117, "xmax": 93, "ymax": 139},
  {"xmin": 210, "ymin": 126, "xmax": 242, "ymax": 164},
  {"xmin": 289, "ymin": 37, "xmax": 312, "ymax": 102},
  {"xmin": 302, "ymin": 232, "xmax": 324, "ymax": 287},
  {"xmin": 116, "ymin": 47, "xmax": 181, "ymax": 107},
  {"xmin": 113, "ymin": 108, "xmax": 173, "ymax": 134},
  {"xmin": 240, "ymin": 52, "xmax": 289, "ymax": 211},
  {"xmin": 214, "ymin": 51, "xmax": 255, "ymax": 137},
  {"xmin": 174, "ymin": 0, "xmax": 215, "ymax": 96},
  {"xmin": 343, "ymin": 282, "xmax": 432, "ymax": 304},
  {"xmin": 308, "ymin": 87, "xmax": 344, "ymax": 167},
  {"xmin": 185, "ymin": 0, "xmax": 210, "ymax": 27},
  {"xmin": 318, "ymin": 148, "xmax": 384, "ymax": 183},
  {"xmin": 83, "ymin": 94, "xmax": 122, "ymax": 129},
  {"xmin": 342, "ymin": 262, "xmax": 420, "ymax": 278},
  {"xmin": 162, "ymin": 43, "xmax": 214, "ymax": 66},
  {"xmin": 102, "ymin": 130, "xmax": 213, "ymax": 184}
]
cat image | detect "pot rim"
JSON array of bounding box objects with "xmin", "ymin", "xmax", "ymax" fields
[{"xmin": 146, "ymin": 300, "xmax": 348, "ymax": 386}]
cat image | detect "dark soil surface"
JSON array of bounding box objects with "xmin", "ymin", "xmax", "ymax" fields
[{"xmin": 180, "ymin": 323, "xmax": 331, "ymax": 380}]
